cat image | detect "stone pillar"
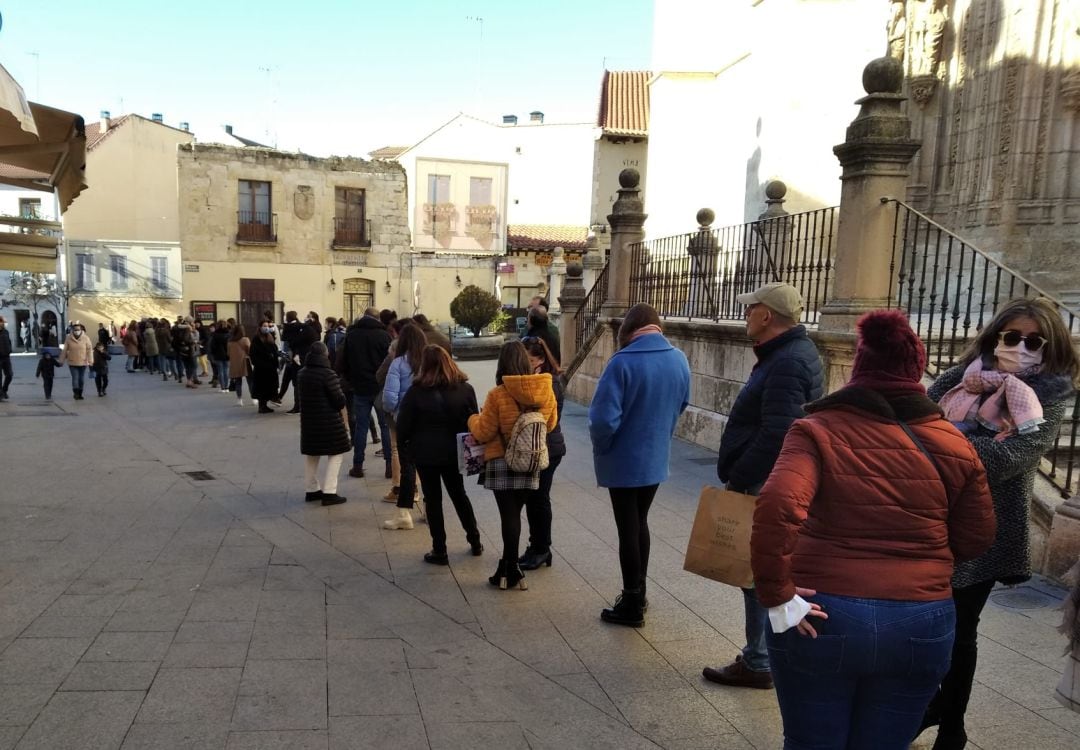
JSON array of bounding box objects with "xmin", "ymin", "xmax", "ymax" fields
[
  {"xmin": 685, "ymin": 208, "xmax": 718, "ymax": 317},
  {"xmin": 558, "ymin": 260, "xmax": 586, "ymax": 365},
  {"xmin": 818, "ymin": 57, "xmax": 921, "ymax": 333},
  {"xmin": 1047, "ymin": 497, "xmax": 1080, "ymax": 580},
  {"xmin": 600, "ymin": 168, "xmax": 647, "ymax": 319},
  {"xmin": 582, "ymin": 233, "xmax": 603, "ymax": 295},
  {"xmin": 548, "ymin": 247, "xmax": 566, "ymax": 316}
]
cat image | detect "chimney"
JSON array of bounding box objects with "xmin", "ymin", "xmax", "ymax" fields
[
  {"xmin": 100, "ymin": 110, "xmax": 111, "ymax": 131},
  {"xmin": 502, "ymin": 114, "xmax": 518, "ymax": 125},
  {"xmin": 178, "ymin": 122, "xmax": 190, "ymax": 132},
  {"xmin": 225, "ymin": 124, "xmax": 234, "ymax": 135},
  {"xmin": 151, "ymin": 113, "xmax": 163, "ymax": 123},
  {"xmin": 529, "ymin": 111, "xmax": 544, "ymax": 123}
]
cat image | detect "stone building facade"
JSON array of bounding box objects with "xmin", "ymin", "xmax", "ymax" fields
[
  {"xmin": 176, "ymin": 144, "xmax": 410, "ymax": 331},
  {"xmin": 894, "ymin": 0, "xmax": 1080, "ymax": 299}
]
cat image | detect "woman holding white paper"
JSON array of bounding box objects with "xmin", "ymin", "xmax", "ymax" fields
[
  {"xmin": 395, "ymin": 345, "xmax": 483, "ymax": 564},
  {"xmin": 750, "ymin": 310, "xmax": 995, "ymax": 750}
]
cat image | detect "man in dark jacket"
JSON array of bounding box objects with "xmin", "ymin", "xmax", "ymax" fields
[
  {"xmin": 525, "ymin": 308, "xmax": 561, "ymax": 364},
  {"xmin": 702, "ymin": 282, "xmax": 824, "ymax": 690},
  {"xmin": 341, "ymin": 307, "xmax": 391, "ymax": 478},
  {"xmin": 0, "ymin": 316, "xmax": 12, "ymax": 400}
]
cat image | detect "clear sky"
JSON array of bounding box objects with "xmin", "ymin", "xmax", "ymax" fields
[{"xmin": 1, "ymin": 0, "xmax": 653, "ymax": 157}]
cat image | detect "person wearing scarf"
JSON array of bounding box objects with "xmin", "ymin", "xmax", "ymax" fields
[
  {"xmin": 751, "ymin": 309, "xmax": 996, "ymax": 750},
  {"xmin": 588, "ymin": 304, "xmax": 690, "ymax": 627},
  {"xmin": 922, "ymin": 297, "xmax": 1079, "ymax": 749}
]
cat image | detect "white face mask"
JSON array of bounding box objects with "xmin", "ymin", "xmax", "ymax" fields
[
  {"xmin": 73, "ymin": 329, "xmax": 82, "ymax": 338},
  {"xmin": 994, "ymin": 343, "xmax": 1043, "ymax": 373},
  {"xmin": 261, "ymin": 327, "xmax": 272, "ymax": 334}
]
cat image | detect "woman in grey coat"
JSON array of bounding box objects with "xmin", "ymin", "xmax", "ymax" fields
[{"xmin": 923, "ymin": 297, "xmax": 1079, "ymax": 749}]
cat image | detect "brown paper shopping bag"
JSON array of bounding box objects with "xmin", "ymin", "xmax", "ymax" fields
[{"xmin": 682, "ymin": 486, "xmax": 756, "ymax": 588}]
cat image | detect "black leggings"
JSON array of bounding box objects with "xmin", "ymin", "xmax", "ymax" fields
[
  {"xmin": 930, "ymin": 579, "xmax": 996, "ymax": 732},
  {"xmin": 493, "ymin": 489, "xmax": 530, "ymax": 563},
  {"xmin": 416, "ymin": 464, "xmax": 480, "ymax": 553},
  {"xmin": 609, "ymin": 485, "xmax": 659, "ymax": 591}
]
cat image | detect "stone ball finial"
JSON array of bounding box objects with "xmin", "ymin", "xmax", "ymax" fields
[
  {"xmin": 696, "ymin": 208, "xmax": 715, "ymax": 227},
  {"xmin": 567, "ymin": 261, "xmax": 583, "ymax": 278},
  {"xmin": 765, "ymin": 180, "xmax": 787, "ymax": 200},
  {"xmin": 862, "ymin": 56, "xmax": 904, "ymax": 95},
  {"xmin": 618, "ymin": 168, "xmax": 640, "ymax": 189}
]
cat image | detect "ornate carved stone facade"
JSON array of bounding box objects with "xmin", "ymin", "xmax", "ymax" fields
[{"xmin": 890, "ymin": 0, "xmax": 1080, "ymax": 298}]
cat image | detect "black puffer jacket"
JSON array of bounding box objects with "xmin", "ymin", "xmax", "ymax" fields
[
  {"xmin": 397, "ymin": 382, "xmax": 478, "ymax": 466},
  {"xmin": 342, "ymin": 316, "xmax": 391, "ymax": 397},
  {"xmin": 0, "ymin": 328, "xmax": 11, "ymax": 358},
  {"xmin": 716, "ymin": 325, "xmax": 824, "ymax": 491},
  {"xmin": 210, "ymin": 329, "xmax": 230, "ymax": 361},
  {"xmin": 297, "ymin": 350, "xmax": 351, "ymax": 456}
]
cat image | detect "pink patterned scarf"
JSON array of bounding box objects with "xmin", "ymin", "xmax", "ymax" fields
[
  {"xmin": 629, "ymin": 324, "xmax": 663, "ymax": 343},
  {"xmin": 938, "ymin": 359, "xmax": 1044, "ymax": 438}
]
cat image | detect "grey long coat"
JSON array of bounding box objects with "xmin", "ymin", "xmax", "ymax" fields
[{"xmin": 928, "ymin": 364, "xmax": 1074, "ymax": 589}]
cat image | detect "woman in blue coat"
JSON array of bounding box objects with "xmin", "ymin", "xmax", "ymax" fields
[{"xmin": 589, "ymin": 303, "xmax": 690, "ymax": 627}]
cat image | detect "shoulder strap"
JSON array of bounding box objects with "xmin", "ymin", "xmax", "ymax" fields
[{"xmin": 896, "ymin": 420, "xmax": 952, "ymax": 507}]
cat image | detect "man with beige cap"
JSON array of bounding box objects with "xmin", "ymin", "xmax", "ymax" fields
[{"xmin": 702, "ymin": 282, "xmax": 824, "ymax": 689}]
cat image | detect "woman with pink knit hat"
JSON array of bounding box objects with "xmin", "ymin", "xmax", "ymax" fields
[{"xmin": 751, "ymin": 309, "xmax": 995, "ymax": 750}]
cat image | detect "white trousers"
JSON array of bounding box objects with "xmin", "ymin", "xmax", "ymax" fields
[{"xmin": 304, "ymin": 453, "xmax": 346, "ymax": 495}]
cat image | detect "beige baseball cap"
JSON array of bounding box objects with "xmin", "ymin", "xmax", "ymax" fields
[{"xmin": 736, "ymin": 282, "xmax": 803, "ymax": 320}]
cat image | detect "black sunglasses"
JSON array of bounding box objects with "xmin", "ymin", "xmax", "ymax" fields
[{"xmin": 998, "ymin": 330, "xmax": 1047, "ymax": 352}]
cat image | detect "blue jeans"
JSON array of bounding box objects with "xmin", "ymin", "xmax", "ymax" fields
[
  {"xmin": 767, "ymin": 593, "xmax": 955, "ymax": 750},
  {"xmin": 742, "ymin": 587, "xmax": 771, "ymax": 672},
  {"xmin": 376, "ymin": 407, "xmax": 392, "ymax": 471},
  {"xmin": 352, "ymin": 394, "xmax": 375, "ymax": 469},
  {"xmin": 69, "ymin": 365, "xmax": 87, "ymax": 392},
  {"xmin": 214, "ymin": 359, "xmax": 229, "ymax": 386}
]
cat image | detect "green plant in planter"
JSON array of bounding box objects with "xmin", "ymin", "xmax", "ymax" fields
[
  {"xmin": 489, "ymin": 309, "xmax": 511, "ymax": 335},
  {"xmin": 450, "ymin": 285, "xmax": 502, "ymax": 337}
]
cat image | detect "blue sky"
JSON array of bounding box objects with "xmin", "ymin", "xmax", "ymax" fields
[{"xmin": 2, "ymin": 0, "xmax": 653, "ymax": 156}]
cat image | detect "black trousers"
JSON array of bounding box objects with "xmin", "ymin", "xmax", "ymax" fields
[
  {"xmin": 0, "ymin": 356, "xmax": 11, "ymax": 394},
  {"xmin": 928, "ymin": 579, "xmax": 996, "ymax": 732},
  {"xmin": 42, "ymin": 375, "xmax": 53, "ymax": 399},
  {"xmin": 609, "ymin": 484, "xmax": 659, "ymax": 591},
  {"xmin": 493, "ymin": 489, "xmax": 531, "ymax": 563},
  {"xmin": 396, "ymin": 440, "xmax": 417, "ymax": 510},
  {"xmin": 416, "ymin": 464, "xmax": 480, "ymax": 553},
  {"xmin": 278, "ymin": 361, "xmax": 298, "ymax": 400},
  {"xmin": 94, "ymin": 370, "xmax": 109, "ymax": 393},
  {"xmin": 524, "ymin": 455, "xmax": 562, "ymax": 552}
]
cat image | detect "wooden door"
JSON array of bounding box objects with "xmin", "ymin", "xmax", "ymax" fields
[{"xmin": 239, "ymin": 278, "xmax": 275, "ymax": 335}]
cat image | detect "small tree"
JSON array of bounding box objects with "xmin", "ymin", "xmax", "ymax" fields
[{"xmin": 450, "ymin": 284, "xmax": 502, "ymax": 337}]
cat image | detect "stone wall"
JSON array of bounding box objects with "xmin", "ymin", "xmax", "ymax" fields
[{"xmin": 566, "ymin": 318, "xmax": 857, "ymax": 450}]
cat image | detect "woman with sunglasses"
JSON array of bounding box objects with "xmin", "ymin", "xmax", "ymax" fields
[
  {"xmin": 923, "ymin": 297, "xmax": 1080, "ymax": 749},
  {"xmin": 519, "ymin": 336, "xmax": 565, "ymax": 570}
]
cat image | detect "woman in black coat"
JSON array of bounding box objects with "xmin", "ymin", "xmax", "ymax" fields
[
  {"xmin": 396, "ymin": 345, "xmax": 482, "ymax": 564},
  {"xmin": 298, "ymin": 342, "xmax": 351, "ymax": 507},
  {"xmin": 249, "ymin": 325, "xmax": 280, "ymax": 414}
]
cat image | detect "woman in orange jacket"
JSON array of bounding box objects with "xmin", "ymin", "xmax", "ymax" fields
[{"xmin": 468, "ymin": 341, "xmax": 558, "ymax": 590}]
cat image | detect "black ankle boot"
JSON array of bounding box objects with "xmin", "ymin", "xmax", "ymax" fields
[
  {"xmin": 931, "ymin": 725, "xmax": 967, "ymax": 750},
  {"xmin": 467, "ymin": 534, "xmax": 484, "ymax": 556},
  {"xmin": 489, "ymin": 560, "xmax": 527, "ymax": 590},
  {"xmin": 601, "ymin": 589, "xmax": 645, "ymax": 627},
  {"xmin": 519, "ymin": 548, "xmax": 552, "ymax": 570}
]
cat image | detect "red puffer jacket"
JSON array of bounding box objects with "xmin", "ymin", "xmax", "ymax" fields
[{"xmin": 751, "ymin": 386, "xmax": 996, "ymax": 608}]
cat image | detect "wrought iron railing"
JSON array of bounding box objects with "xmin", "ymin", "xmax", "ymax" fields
[
  {"xmin": 236, "ymin": 211, "xmax": 277, "ymax": 242},
  {"xmin": 886, "ymin": 198, "xmax": 1080, "ymax": 498},
  {"xmin": 575, "ymin": 261, "xmax": 609, "ymax": 353},
  {"xmin": 332, "ymin": 217, "xmax": 371, "ymax": 248},
  {"xmin": 628, "ymin": 207, "xmax": 838, "ymax": 325}
]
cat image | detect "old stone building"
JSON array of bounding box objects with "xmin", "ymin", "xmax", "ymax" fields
[
  {"xmin": 894, "ymin": 0, "xmax": 1080, "ymax": 299},
  {"xmin": 176, "ymin": 144, "xmax": 410, "ymax": 331}
]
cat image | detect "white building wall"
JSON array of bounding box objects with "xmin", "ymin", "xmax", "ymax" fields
[{"xmin": 646, "ymin": 0, "xmax": 886, "ymax": 237}]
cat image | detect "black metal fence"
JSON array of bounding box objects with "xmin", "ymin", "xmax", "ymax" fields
[
  {"xmin": 887, "ymin": 199, "xmax": 1080, "ymax": 498},
  {"xmin": 627, "ymin": 207, "xmax": 838, "ymax": 325},
  {"xmin": 574, "ymin": 261, "xmax": 609, "ymax": 353}
]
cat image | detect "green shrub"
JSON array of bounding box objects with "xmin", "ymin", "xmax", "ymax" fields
[{"xmin": 450, "ymin": 285, "xmax": 502, "ymax": 337}]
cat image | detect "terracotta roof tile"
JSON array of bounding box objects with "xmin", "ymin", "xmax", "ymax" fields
[
  {"xmin": 597, "ymin": 70, "xmax": 651, "ymax": 137},
  {"xmin": 368, "ymin": 145, "xmax": 409, "ymax": 160},
  {"xmin": 84, "ymin": 115, "xmax": 133, "ymax": 151},
  {"xmin": 507, "ymin": 225, "xmax": 589, "ymax": 251}
]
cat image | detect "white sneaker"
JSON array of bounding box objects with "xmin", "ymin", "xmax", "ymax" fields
[
  {"xmin": 220, "ymin": 388, "xmax": 229, "ymax": 393},
  {"xmin": 382, "ymin": 509, "xmax": 414, "ymax": 530},
  {"xmin": 237, "ymin": 398, "xmax": 245, "ymax": 406}
]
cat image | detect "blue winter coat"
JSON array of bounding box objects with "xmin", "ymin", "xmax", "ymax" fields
[
  {"xmin": 716, "ymin": 325, "xmax": 824, "ymax": 491},
  {"xmin": 589, "ymin": 333, "xmax": 691, "ymax": 488},
  {"xmin": 383, "ymin": 356, "xmax": 414, "ymax": 417}
]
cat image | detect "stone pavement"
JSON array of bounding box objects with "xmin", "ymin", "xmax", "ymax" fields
[{"xmin": 0, "ymin": 353, "xmax": 1078, "ymax": 749}]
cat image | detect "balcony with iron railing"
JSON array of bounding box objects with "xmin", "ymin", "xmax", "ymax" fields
[
  {"xmin": 332, "ymin": 217, "xmax": 371, "ymax": 248},
  {"xmin": 236, "ymin": 210, "xmax": 277, "ymax": 244}
]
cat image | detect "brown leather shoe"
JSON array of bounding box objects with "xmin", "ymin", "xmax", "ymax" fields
[{"xmin": 702, "ymin": 656, "xmax": 773, "ymax": 689}]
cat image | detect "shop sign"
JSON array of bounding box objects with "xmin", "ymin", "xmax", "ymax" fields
[
  {"xmin": 192, "ymin": 303, "xmax": 217, "ymax": 322},
  {"xmin": 336, "ymin": 253, "xmax": 366, "ymax": 266},
  {"xmin": 497, "ymin": 262, "xmax": 515, "ymax": 274}
]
